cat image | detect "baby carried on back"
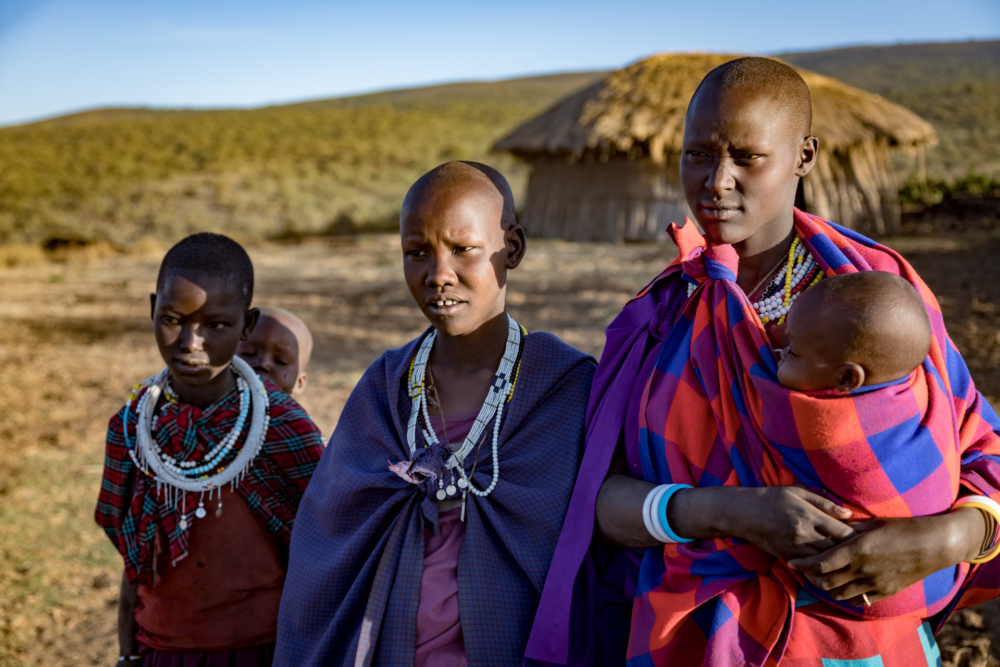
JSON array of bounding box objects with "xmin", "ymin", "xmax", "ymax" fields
[{"xmin": 636, "ymin": 215, "xmax": 988, "ymax": 649}]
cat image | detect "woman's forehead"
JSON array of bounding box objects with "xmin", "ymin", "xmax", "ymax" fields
[{"xmin": 685, "ymin": 90, "xmax": 799, "ymax": 148}]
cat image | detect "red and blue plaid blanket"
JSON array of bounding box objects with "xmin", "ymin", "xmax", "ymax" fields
[
  {"xmin": 628, "ymin": 211, "xmax": 1000, "ymax": 665},
  {"xmin": 95, "ymin": 379, "xmax": 325, "ymax": 585}
]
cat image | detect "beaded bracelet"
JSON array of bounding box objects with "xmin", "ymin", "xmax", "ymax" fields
[
  {"xmin": 118, "ymin": 655, "xmax": 143, "ymax": 662},
  {"xmin": 642, "ymin": 484, "xmax": 694, "ymax": 544},
  {"xmin": 954, "ymin": 495, "xmax": 1000, "ymax": 564}
]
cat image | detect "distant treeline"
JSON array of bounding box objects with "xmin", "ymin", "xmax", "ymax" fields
[{"xmin": 0, "ymin": 42, "xmax": 997, "ymax": 246}]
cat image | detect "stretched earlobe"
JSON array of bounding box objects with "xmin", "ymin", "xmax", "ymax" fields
[{"xmin": 836, "ymin": 363, "xmax": 866, "ymax": 392}]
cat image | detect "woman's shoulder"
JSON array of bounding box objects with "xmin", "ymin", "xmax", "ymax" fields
[{"xmin": 524, "ymin": 330, "xmax": 596, "ymax": 368}]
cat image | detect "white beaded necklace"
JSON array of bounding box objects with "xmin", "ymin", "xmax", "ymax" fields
[
  {"xmin": 126, "ymin": 356, "xmax": 270, "ymax": 530},
  {"xmin": 406, "ymin": 315, "xmax": 523, "ymax": 520}
]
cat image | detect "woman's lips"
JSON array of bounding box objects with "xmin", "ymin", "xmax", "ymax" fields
[
  {"xmin": 426, "ymin": 300, "xmax": 466, "ymax": 316},
  {"xmin": 699, "ymin": 204, "xmax": 741, "ymax": 221}
]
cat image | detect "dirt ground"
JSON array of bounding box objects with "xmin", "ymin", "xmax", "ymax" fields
[{"xmin": 2, "ymin": 217, "xmax": 1000, "ymax": 666}]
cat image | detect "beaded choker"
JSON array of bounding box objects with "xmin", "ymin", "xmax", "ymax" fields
[
  {"xmin": 405, "ymin": 315, "xmax": 524, "ymax": 519},
  {"xmin": 687, "ymin": 235, "xmax": 824, "ymax": 326},
  {"xmin": 123, "ymin": 356, "xmax": 270, "ymax": 531}
]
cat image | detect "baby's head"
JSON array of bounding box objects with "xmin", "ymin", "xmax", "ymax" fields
[
  {"xmin": 777, "ymin": 272, "xmax": 931, "ymax": 392},
  {"xmin": 151, "ymin": 233, "xmax": 259, "ymax": 405},
  {"xmin": 400, "ymin": 161, "xmax": 525, "ymax": 338},
  {"xmin": 238, "ymin": 307, "xmax": 313, "ymax": 396}
]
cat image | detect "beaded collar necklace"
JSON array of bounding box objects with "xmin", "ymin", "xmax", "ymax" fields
[
  {"xmin": 687, "ymin": 235, "xmax": 824, "ymax": 326},
  {"xmin": 406, "ymin": 314, "xmax": 524, "ymax": 517},
  {"xmin": 122, "ymin": 355, "xmax": 270, "ymax": 531}
]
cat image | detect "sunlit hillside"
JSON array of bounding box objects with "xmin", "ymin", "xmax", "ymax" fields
[{"xmin": 0, "ymin": 41, "xmax": 996, "ymax": 247}]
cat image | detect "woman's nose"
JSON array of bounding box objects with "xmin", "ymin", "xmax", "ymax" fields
[
  {"xmin": 705, "ymin": 158, "xmax": 736, "ymax": 193},
  {"xmin": 425, "ymin": 257, "xmax": 457, "ymax": 287}
]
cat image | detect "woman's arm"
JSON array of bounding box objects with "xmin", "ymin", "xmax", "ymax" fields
[
  {"xmin": 788, "ymin": 507, "xmax": 989, "ymax": 605},
  {"xmin": 117, "ymin": 570, "xmax": 142, "ymax": 666},
  {"xmin": 595, "ymin": 441, "xmax": 856, "ymax": 559}
]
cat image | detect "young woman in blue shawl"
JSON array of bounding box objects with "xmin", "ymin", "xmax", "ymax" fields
[{"xmin": 273, "ymin": 161, "xmax": 597, "ymax": 667}]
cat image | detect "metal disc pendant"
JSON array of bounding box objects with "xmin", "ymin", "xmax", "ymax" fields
[
  {"xmin": 216, "ymin": 506, "xmax": 223, "ymax": 518},
  {"xmin": 179, "ymin": 519, "xmax": 188, "ymax": 530},
  {"xmin": 446, "ymin": 485, "xmax": 457, "ymax": 496},
  {"xmin": 436, "ymin": 489, "xmax": 447, "ymax": 500},
  {"xmin": 457, "ymin": 478, "xmax": 468, "ymax": 489},
  {"xmin": 195, "ymin": 507, "xmax": 207, "ymax": 519}
]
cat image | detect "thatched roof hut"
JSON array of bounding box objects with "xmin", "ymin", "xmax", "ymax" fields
[{"xmin": 494, "ymin": 54, "xmax": 936, "ymax": 241}]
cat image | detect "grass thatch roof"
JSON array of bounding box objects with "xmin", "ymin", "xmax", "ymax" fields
[{"xmin": 494, "ymin": 54, "xmax": 937, "ymax": 162}]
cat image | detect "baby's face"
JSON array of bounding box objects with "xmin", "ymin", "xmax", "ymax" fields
[
  {"xmin": 775, "ymin": 305, "xmax": 846, "ymax": 392},
  {"xmin": 238, "ymin": 315, "xmax": 305, "ymax": 395}
]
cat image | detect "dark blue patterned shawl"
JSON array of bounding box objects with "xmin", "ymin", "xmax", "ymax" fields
[{"xmin": 274, "ymin": 329, "xmax": 595, "ymax": 667}]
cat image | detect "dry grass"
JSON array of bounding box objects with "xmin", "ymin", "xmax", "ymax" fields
[{"xmin": 1, "ymin": 228, "xmax": 999, "ymax": 666}]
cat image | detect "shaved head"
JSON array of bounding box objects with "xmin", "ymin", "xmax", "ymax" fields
[
  {"xmin": 403, "ymin": 161, "xmax": 516, "ymax": 230},
  {"xmin": 259, "ymin": 307, "xmax": 313, "ymax": 369},
  {"xmin": 691, "ymin": 57, "xmax": 812, "ymax": 140},
  {"xmin": 795, "ymin": 272, "xmax": 931, "ymax": 384}
]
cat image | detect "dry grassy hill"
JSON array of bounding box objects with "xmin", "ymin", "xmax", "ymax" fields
[{"xmin": 0, "ymin": 41, "xmax": 996, "ymax": 248}]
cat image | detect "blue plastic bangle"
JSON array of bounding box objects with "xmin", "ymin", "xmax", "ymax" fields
[{"xmin": 657, "ymin": 484, "xmax": 694, "ymax": 543}]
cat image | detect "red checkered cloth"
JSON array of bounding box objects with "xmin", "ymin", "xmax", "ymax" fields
[{"xmin": 95, "ymin": 378, "xmax": 324, "ymax": 585}]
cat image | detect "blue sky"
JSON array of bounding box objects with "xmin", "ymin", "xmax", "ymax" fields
[{"xmin": 0, "ymin": 0, "xmax": 997, "ymax": 127}]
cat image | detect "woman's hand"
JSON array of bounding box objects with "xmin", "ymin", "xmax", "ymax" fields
[
  {"xmin": 670, "ymin": 485, "xmax": 856, "ymax": 560},
  {"xmin": 787, "ymin": 507, "xmax": 987, "ymax": 606}
]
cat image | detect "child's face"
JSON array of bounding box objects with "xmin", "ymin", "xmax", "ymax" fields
[
  {"xmin": 151, "ymin": 271, "xmax": 257, "ymax": 401},
  {"xmin": 401, "ymin": 181, "xmax": 522, "ymax": 338},
  {"xmin": 680, "ymin": 87, "xmax": 815, "ymax": 247},
  {"xmin": 776, "ymin": 302, "xmax": 861, "ymax": 392},
  {"xmin": 238, "ymin": 314, "xmax": 307, "ymax": 395}
]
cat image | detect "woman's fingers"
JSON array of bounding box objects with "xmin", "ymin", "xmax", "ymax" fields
[
  {"xmin": 802, "ymin": 565, "xmax": 857, "ymax": 591},
  {"xmin": 799, "ymin": 490, "xmax": 853, "ymax": 522},
  {"xmin": 787, "ymin": 539, "xmax": 855, "ymax": 573},
  {"xmin": 828, "ymin": 580, "xmax": 876, "ymax": 603}
]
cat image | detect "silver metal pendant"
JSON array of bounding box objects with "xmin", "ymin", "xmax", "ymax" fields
[
  {"xmin": 216, "ymin": 506, "xmax": 223, "ymax": 518},
  {"xmin": 179, "ymin": 518, "xmax": 188, "ymax": 530},
  {"xmin": 446, "ymin": 484, "xmax": 457, "ymax": 496},
  {"xmin": 195, "ymin": 507, "xmax": 207, "ymax": 519},
  {"xmin": 458, "ymin": 478, "xmax": 468, "ymax": 489},
  {"xmin": 436, "ymin": 489, "xmax": 447, "ymax": 500}
]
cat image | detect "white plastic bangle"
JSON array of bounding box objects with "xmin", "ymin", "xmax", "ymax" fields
[{"xmin": 643, "ymin": 484, "xmax": 682, "ymax": 543}]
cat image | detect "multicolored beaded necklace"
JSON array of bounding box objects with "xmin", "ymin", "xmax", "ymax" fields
[{"xmin": 686, "ymin": 235, "xmax": 824, "ymax": 326}]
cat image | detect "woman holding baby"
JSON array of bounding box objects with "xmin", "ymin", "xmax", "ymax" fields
[{"xmin": 526, "ymin": 57, "xmax": 1000, "ymax": 667}]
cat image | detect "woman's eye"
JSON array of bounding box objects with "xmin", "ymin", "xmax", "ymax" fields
[
  {"xmin": 455, "ymin": 246, "xmax": 476, "ymax": 254},
  {"xmin": 207, "ymin": 322, "xmax": 230, "ymax": 329},
  {"xmin": 161, "ymin": 316, "xmax": 179, "ymax": 325},
  {"xmin": 406, "ymin": 250, "xmax": 426, "ymax": 258}
]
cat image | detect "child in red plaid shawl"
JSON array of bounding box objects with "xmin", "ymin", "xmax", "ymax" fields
[{"xmin": 95, "ymin": 233, "xmax": 324, "ymax": 667}]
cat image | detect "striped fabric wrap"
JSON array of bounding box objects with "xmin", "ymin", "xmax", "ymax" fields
[{"xmin": 628, "ymin": 211, "xmax": 1000, "ymax": 665}]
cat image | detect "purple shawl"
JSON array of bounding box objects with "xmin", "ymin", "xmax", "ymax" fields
[{"xmin": 273, "ymin": 329, "xmax": 595, "ymax": 667}]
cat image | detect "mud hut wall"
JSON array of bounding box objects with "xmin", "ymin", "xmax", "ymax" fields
[
  {"xmin": 519, "ymin": 156, "xmax": 691, "ymax": 242},
  {"xmin": 802, "ymin": 140, "xmax": 901, "ymax": 236}
]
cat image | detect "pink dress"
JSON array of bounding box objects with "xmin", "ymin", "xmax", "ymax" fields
[{"xmin": 414, "ymin": 408, "xmax": 480, "ymax": 667}]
